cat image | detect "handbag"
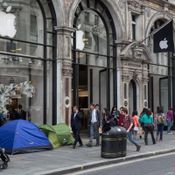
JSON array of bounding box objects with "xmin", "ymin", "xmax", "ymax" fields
[
  {"xmin": 144, "ymin": 123, "xmax": 154, "ymax": 130},
  {"xmin": 134, "ymin": 126, "xmax": 139, "ymax": 131}
]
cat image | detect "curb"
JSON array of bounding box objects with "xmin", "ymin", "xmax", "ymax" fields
[{"xmin": 38, "ymin": 148, "xmax": 175, "ymax": 175}]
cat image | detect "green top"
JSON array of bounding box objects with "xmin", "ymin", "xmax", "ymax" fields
[{"xmin": 139, "ymin": 113, "xmax": 154, "ymax": 124}]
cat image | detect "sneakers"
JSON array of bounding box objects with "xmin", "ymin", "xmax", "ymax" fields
[
  {"xmin": 136, "ymin": 145, "xmax": 141, "ymax": 152},
  {"xmin": 86, "ymin": 143, "xmax": 92, "ymax": 147}
]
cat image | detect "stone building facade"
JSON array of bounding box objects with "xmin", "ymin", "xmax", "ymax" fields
[{"xmin": 0, "ymin": 0, "xmax": 174, "ymax": 125}]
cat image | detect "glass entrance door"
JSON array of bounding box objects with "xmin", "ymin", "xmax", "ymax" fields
[{"xmin": 72, "ymin": 0, "xmax": 116, "ymax": 129}]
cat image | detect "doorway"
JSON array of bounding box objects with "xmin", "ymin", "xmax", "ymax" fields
[
  {"xmin": 72, "ymin": 0, "xmax": 117, "ymax": 129},
  {"xmin": 129, "ymin": 79, "xmax": 137, "ymax": 114}
]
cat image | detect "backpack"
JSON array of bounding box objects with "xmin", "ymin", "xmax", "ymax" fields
[{"xmin": 157, "ymin": 113, "xmax": 164, "ymax": 124}]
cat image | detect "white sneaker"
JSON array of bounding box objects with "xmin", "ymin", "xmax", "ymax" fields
[{"xmin": 168, "ymin": 132, "xmax": 173, "ymax": 134}]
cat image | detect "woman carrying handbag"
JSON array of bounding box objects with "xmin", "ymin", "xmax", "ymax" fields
[{"xmin": 139, "ymin": 108, "xmax": 156, "ymax": 145}]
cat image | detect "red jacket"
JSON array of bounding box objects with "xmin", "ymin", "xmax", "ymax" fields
[{"xmin": 118, "ymin": 114, "xmax": 124, "ymax": 126}]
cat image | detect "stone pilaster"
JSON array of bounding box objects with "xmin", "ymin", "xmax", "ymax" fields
[{"xmin": 55, "ymin": 26, "xmax": 75, "ymax": 125}]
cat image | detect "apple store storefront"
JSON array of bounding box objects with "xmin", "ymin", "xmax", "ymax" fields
[
  {"xmin": 72, "ymin": 1, "xmax": 117, "ymax": 124},
  {"xmin": 0, "ymin": 0, "xmax": 118, "ymax": 125},
  {"xmin": 0, "ymin": 0, "xmax": 172, "ymax": 126},
  {"xmin": 0, "ymin": 0, "xmax": 57, "ymax": 125}
]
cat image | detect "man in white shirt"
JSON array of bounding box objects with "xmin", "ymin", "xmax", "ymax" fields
[
  {"xmin": 86, "ymin": 104, "xmax": 100, "ymax": 147},
  {"xmin": 91, "ymin": 108, "xmax": 97, "ymax": 123}
]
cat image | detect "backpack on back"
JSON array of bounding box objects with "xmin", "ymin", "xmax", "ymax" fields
[{"xmin": 157, "ymin": 113, "xmax": 164, "ymax": 124}]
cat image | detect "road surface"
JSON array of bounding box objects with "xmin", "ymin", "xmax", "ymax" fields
[{"xmin": 70, "ymin": 153, "xmax": 175, "ymax": 175}]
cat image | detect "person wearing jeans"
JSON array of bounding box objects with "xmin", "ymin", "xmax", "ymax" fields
[
  {"xmin": 121, "ymin": 107, "xmax": 141, "ymax": 152},
  {"xmin": 156, "ymin": 106, "xmax": 165, "ymax": 141},
  {"xmin": 166, "ymin": 107, "xmax": 173, "ymax": 134},
  {"xmin": 127, "ymin": 131, "xmax": 140, "ymax": 146},
  {"xmin": 167, "ymin": 120, "xmax": 173, "ymax": 133},
  {"xmin": 86, "ymin": 104, "xmax": 100, "ymax": 147},
  {"xmin": 89, "ymin": 122, "xmax": 99, "ymax": 144},
  {"xmin": 156, "ymin": 123, "xmax": 164, "ymax": 141}
]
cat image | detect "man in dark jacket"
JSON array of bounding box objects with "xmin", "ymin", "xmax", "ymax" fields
[
  {"xmin": 86, "ymin": 104, "xmax": 101, "ymax": 147},
  {"xmin": 18, "ymin": 104, "xmax": 26, "ymax": 120},
  {"xmin": 71, "ymin": 106, "xmax": 83, "ymax": 149}
]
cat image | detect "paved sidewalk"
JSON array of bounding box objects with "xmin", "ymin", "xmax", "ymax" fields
[{"xmin": 1, "ymin": 132, "xmax": 175, "ymax": 175}]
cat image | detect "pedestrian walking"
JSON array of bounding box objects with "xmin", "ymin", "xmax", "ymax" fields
[
  {"xmin": 139, "ymin": 108, "xmax": 156, "ymax": 145},
  {"xmin": 71, "ymin": 106, "xmax": 83, "ymax": 149},
  {"xmin": 86, "ymin": 104, "xmax": 100, "ymax": 147},
  {"xmin": 117, "ymin": 107, "xmax": 124, "ymax": 127},
  {"xmin": 156, "ymin": 106, "xmax": 165, "ymax": 141},
  {"xmin": 111, "ymin": 106, "xmax": 119, "ymax": 126},
  {"xmin": 102, "ymin": 108, "xmax": 112, "ymax": 132},
  {"xmin": 121, "ymin": 107, "xmax": 141, "ymax": 152},
  {"xmin": 132, "ymin": 111, "xmax": 139, "ymax": 139},
  {"xmin": 166, "ymin": 107, "xmax": 173, "ymax": 134},
  {"xmin": 138, "ymin": 108, "xmax": 147, "ymax": 139},
  {"xmin": 95, "ymin": 104, "xmax": 100, "ymax": 112}
]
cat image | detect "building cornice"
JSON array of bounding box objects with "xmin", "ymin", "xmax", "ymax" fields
[{"xmin": 145, "ymin": 0, "xmax": 175, "ymax": 10}]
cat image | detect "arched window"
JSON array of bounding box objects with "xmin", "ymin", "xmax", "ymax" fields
[
  {"xmin": 72, "ymin": 0, "xmax": 116, "ymax": 113},
  {"xmin": 0, "ymin": 0, "xmax": 57, "ymax": 125}
]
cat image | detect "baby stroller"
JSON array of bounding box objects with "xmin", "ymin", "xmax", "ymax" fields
[{"xmin": 0, "ymin": 148, "xmax": 10, "ymax": 169}]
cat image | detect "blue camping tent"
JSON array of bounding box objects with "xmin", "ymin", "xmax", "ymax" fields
[{"xmin": 0, "ymin": 120, "xmax": 52, "ymax": 154}]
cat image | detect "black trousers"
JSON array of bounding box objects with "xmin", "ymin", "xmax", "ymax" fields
[
  {"xmin": 144, "ymin": 126, "xmax": 156, "ymax": 145},
  {"xmin": 72, "ymin": 128, "xmax": 83, "ymax": 146}
]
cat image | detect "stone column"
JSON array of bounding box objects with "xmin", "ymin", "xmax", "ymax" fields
[{"xmin": 55, "ymin": 26, "xmax": 75, "ymax": 125}]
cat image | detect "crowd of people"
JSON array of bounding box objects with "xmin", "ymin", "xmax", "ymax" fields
[
  {"xmin": 0, "ymin": 104, "xmax": 27, "ymax": 126},
  {"xmin": 71, "ymin": 104, "xmax": 174, "ymax": 151}
]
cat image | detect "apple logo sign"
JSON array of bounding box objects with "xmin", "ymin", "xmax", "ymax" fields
[
  {"xmin": 159, "ymin": 38, "xmax": 168, "ymax": 50},
  {"xmin": 76, "ymin": 24, "xmax": 85, "ymax": 50},
  {"xmin": 0, "ymin": 7, "xmax": 16, "ymax": 38}
]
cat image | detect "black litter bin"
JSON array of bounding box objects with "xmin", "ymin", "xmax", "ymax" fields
[{"xmin": 101, "ymin": 126, "xmax": 127, "ymax": 158}]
